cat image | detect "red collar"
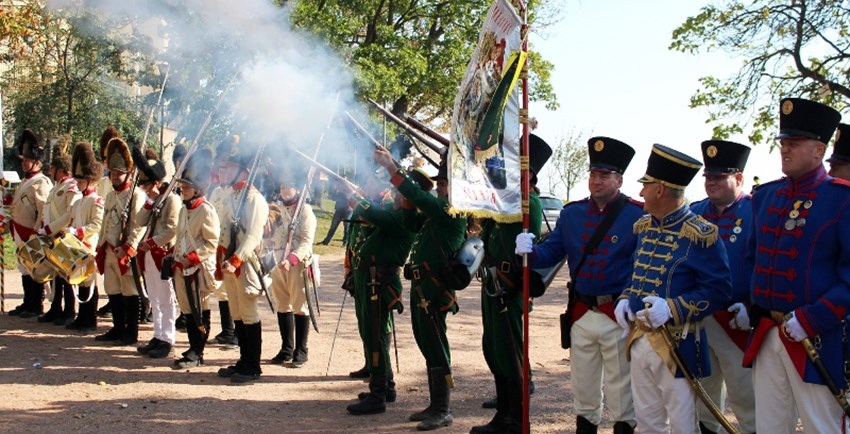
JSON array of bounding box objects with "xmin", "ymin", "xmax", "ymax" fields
[
  {"xmin": 113, "ymin": 181, "xmax": 131, "ymax": 192},
  {"xmin": 83, "ymin": 188, "xmax": 97, "ymax": 196},
  {"xmin": 25, "ymin": 171, "xmax": 42, "ymax": 179},
  {"xmin": 187, "ymin": 196, "xmax": 206, "ymax": 210},
  {"xmin": 232, "ymin": 180, "xmax": 248, "ymax": 191}
]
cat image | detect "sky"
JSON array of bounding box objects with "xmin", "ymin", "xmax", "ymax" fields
[{"xmin": 529, "ymin": 0, "xmax": 792, "ymax": 202}]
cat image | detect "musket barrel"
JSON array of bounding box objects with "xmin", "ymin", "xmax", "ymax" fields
[
  {"xmin": 367, "ymin": 99, "xmax": 445, "ymax": 153},
  {"xmin": 404, "ymin": 115, "xmax": 449, "ymax": 147}
]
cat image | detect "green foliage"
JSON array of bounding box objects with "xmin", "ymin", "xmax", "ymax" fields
[
  {"xmin": 1, "ymin": 4, "xmax": 153, "ymax": 148},
  {"xmin": 671, "ymin": 0, "xmax": 850, "ymax": 147},
  {"xmin": 289, "ymin": 0, "xmax": 559, "ymax": 121}
]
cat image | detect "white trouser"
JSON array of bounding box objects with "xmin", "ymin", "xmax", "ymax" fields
[
  {"xmin": 697, "ymin": 316, "xmax": 756, "ymax": 433},
  {"xmin": 143, "ymin": 254, "xmax": 176, "ymax": 344},
  {"xmin": 571, "ymin": 309, "xmax": 635, "ymax": 426},
  {"xmin": 753, "ymin": 327, "xmax": 849, "ymax": 433},
  {"xmin": 630, "ymin": 336, "xmax": 699, "ymax": 434}
]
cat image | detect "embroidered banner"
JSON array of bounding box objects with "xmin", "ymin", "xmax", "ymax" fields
[{"xmin": 448, "ymin": 0, "xmax": 524, "ymax": 221}]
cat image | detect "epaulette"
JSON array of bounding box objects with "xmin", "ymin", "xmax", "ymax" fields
[
  {"xmin": 563, "ymin": 197, "xmax": 588, "ymax": 209},
  {"xmin": 680, "ymin": 215, "xmax": 718, "ymax": 247},
  {"xmin": 689, "ymin": 197, "xmax": 709, "ymax": 209},
  {"xmin": 627, "ymin": 197, "xmax": 645, "ymax": 207},
  {"xmin": 830, "ymin": 178, "xmax": 850, "ymax": 188},
  {"xmin": 633, "ymin": 214, "xmax": 652, "ymax": 234}
]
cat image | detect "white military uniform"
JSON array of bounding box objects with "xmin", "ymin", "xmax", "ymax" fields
[{"xmin": 270, "ymin": 200, "xmax": 316, "ymax": 316}]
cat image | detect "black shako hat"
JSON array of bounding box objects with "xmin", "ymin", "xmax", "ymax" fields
[
  {"xmin": 827, "ymin": 123, "xmax": 850, "ymax": 165},
  {"xmin": 638, "ymin": 144, "xmax": 703, "ymax": 190},
  {"xmin": 700, "ymin": 140, "xmax": 751, "ymax": 174},
  {"xmin": 177, "ymin": 149, "xmax": 214, "ymax": 194},
  {"xmin": 587, "ymin": 136, "xmax": 635, "ymax": 174},
  {"xmin": 529, "ymin": 134, "xmax": 553, "ymax": 175},
  {"xmin": 775, "ymin": 97, "xmax": 841, "ymax": 143}
]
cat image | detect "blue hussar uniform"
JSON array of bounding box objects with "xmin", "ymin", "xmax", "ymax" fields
[
  {"xmin": 530, "ymin": 136, "xmax": 642, "ymax": 434},
  {"xmin": 624, "ymin": 205, "xmax": 732, "ymax": 376},
  {"xmin": 535, "ymin": 195, "xmax": 644, "ymax": 316},
  {"xmin": 744, "ymin": 97, "xmax": 849, "ymax": 433},
  {"xmin": 745, "ymin": 167, "xmax": 850, "ymax": 384},
  {"xmin": 690, "ymin": 139, "xmax": 756, "ymax": 434},
  {"xmin": 690, "ymin": 194, "xmax": 752, "ymax": 332},
  {"xmin": 621, "ymin": 144, "xmax": 732, "ymax": 434}
]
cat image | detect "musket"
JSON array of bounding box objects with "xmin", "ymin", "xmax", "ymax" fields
[
  {"xmin": 291, "ymin": 149, "xmax": 362, "ymax": 193},
  {"xmin": 117, "ymin": 68, "xmax": 171, "ymax": 307},
  {"xmin": 154, "ymin": 77, "xmax": 236, "ymax": 214},
  {"xmin": 325, "ymin": 290, "xmax": 348, "ymax": 376},
  {"xmin": 367, "ymin": 99, "xmax": 445, "ymax": 154},
  {"xmin": 784, "ymin": 315, "xmax": 850, "ymax": 417},
  {"xmin": 655, "ymin": 321, "xmax": 739, "ymax": 434},
  {"xmin": 368, "ymin": 266, "xmax": 382, "ymax": 369},
  {"xmin": 413, "ymin": 283, "xmax": 454, "ymax": 388},
  {"xmin": 403, "ymin": 115, "xmax": 449, "ymax": 147},
  {"xmin": 280, "ymin": 92, "xmax": 342, "ymax": 334},
  {"xmin": 343, "ymin": 112, "xmax": 403, "ymax": 169}
]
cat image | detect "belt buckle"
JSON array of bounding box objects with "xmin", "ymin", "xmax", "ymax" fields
[
  {"xmin": 771, "ymin": 311, "xmax": 786, "ymax": 324},
  {"xmin": 500, "ymin": 261, "xmax": 512, "ymax": 273},
  {"xmin": 412, "ymin": 269, "xmax": 421, "ymax": 280},
  {"xmin": 597, "ymin": 295, "xmax": 613, "ymax": 305}
]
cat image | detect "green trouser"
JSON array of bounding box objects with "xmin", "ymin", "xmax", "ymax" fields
[
  {"xmin": 353, "ymin": 269, "xmax": 398, "ymax": 375},
  {"xmin": 481, "ymin": 274, "xmax": 524, "ymax": 380},
  {"xmin": 410, "ymin": 279, "xmax": 454, "ymax": 369}
]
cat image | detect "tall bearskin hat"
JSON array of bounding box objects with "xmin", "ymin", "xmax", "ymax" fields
[
  {"xmin": 17, "ymin": 129, "xmax": 45, "ymax": 161},
  {"xmin": 51, "ymin": 152, "xmax": 72, "ymax": 174},
  {"xmin": 71, "ymin": 142, "xmax": 101, "ymax": 181},
  {"xmin": 99, "ymin": 126, "xmax": 121, "ymax": 161},
  {"xmin": 176, "ymin": 149, "xmax": 214, "ymax": 194},
  {"xmin": 105, "ymin": 138, "xmax": 134, "ymax": 174},
  {"xmin": 172, "ymin": 143, "xmax": 188, "ymax": 169},
  {"xmin": 216, "ymin": 135, "xmax": 240, "ymax": 162},
  {"xmin": 132, "ymin": 146, "xmax": 166, "ymax": 185}
]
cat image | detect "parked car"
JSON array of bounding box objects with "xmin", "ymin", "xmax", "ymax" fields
[{"xmin": 538, "ymin": 194, "xmax": 564, "ymax": 234}]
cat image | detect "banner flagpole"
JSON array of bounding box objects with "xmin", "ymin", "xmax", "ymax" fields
[
  {"xmin": 518, "ymin": 2, "xmax": 531, "ymax": 433},
  {"xmin": 516, "ymin": 0, "xmax": 531, "ymax": 434}
]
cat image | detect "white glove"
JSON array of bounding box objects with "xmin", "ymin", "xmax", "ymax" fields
[
  {"xmin": 514, "ymin": 232, "xmax": 535, "ymax": 255},
  {"xmin": 784, "ymin": 312, "xmax": 807, "ymax": 342},
  {"xmin": 36, "ymin": 226, "xmax": 47, "ymax": 236},
  {"xmin": 614, "ymin": 299, "xmax": 634, "ymax": 335},
  {"xmin": 637, "ymin": 295, "xmax": 672, "ymax": 329},
  {"xmin": 727, "ymin": 302, "xmax": 751, "ymax": 331}
]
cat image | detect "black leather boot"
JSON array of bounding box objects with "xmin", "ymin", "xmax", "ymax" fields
[
  {"xmin": 68, "ymin": 285, "xmax": 97, "ymax": 331},
  {"xmin": 290, "ymin": 314, "xmax": 309, "ymax": 367},
  {"xmin": 38, "ymin": 281, "xmax": 62, "ymax": 323},
  {"xmin": 119, "ymin": 295, "xmax": 140, "ymax": 345},
  {"xmin": 409, "ymin": 369, "xmax": 436, "ymax": 421},
  {"xmin": 698, "ymin": 422, "xmax": 718, "ymax": 434},
  {"xmin": 174, "ymin": 316, "xmax": 203, "ymax": 369},
  {"xmin": 417, "ymin": 367, "xmax": 453, "ymax": 431},
  {"xmin": 95, "ymin": 295, "xmax": 125, "ymax": 341},
  {"xmin": 214, "ymin": 301, "xmax": 238, "ymax": 347},
  {"xmin": 270, "ymin": 312, "xmax": 294, "ymax": 363},
  {"xmin": 347, "ymin": 374, "xmax": 388, "ymax": 415},
  {"xmin": 54, "ymin": 278, "xmax": 75, "ymax": 325},
  {"xmin": 470, "ymin": 377, "xmax": 514, "ymax": 433},
  {"xmin": 614, "ymin": 421, "xmax": 635, "ymax": 434},
  {"xmin": 218, "ymin": 320, "xmax": 246, "ymax": 378},
  {"xmin": 576, "ymin": 415, "xmax": 598, "ymax": 434},
  {"xmin": 231, "ymin": 321, "xmax": 262, "ymax": 383}
]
